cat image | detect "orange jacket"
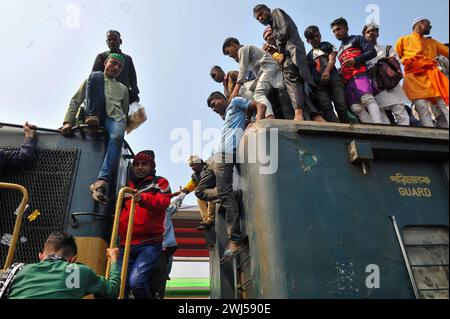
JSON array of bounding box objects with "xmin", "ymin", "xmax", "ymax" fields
[{"xmin": 396, "ymin": 33, "xmax": 449, "ymax": 103}]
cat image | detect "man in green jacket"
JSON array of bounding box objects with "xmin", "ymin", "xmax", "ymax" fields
[
  {"xmin": 6, "ymin": 232, "xmax": 120, "ymax": 299},
  {"xmin": 61, "ymin": 53, "xmax": 129, "ymax": 204}
]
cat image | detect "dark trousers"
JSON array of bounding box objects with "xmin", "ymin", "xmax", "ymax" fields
[
  {"xmin": 283, "ymin": 58, "xmax": 321, "ymax": 120},
  {"xmin": 195, "ymin": 158, "xmax": 241, "ymax": 244},
  {"xmin": 269, "ymin": 88, "xmax": 295, "ymax": 120},
  {"xmin": 118, "ymin": 243, "xmax": 162, "ymax": 299},
  {"xmin": 315, "ymin": 74, "xmax": 351, "ymax": 123},
  {"xmin": 150, "ymin": 246, "xmax": 177, "ymax": 299},
  {"xmin": 85, "ymin": 71, "xmax": 106, "ymax": 120}
]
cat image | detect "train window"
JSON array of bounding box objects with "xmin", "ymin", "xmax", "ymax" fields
[{"xmin": 402, "ymin": 226, "xmax": 449, "ymax": 299}]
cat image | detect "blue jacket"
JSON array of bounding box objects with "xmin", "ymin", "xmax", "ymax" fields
[
  {"xmin": 0, "ymin": 137, "xmax": 37, "ymax": 176},
  {"xmin": 163, "ymin": 193, "xmax": 185, "ymax": 249}
]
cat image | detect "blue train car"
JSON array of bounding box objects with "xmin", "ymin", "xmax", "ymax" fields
[{"xmin": 208, "ymin": 121, "xmax": 449, "ymax": 299}]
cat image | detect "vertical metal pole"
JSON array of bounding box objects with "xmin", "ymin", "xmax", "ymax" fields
[
  {"xmin": 389, "ymin": 216, "xmax": 420, "ymax": 299},
  {"xmin": 362, "ymin": 162, "xmax": 368, "ymax": 175},
  {"xmin": 119, "ymin": 198, "xmax": 136, "ymax": 299},
  {"xmin": 1, "ymin": 183, "xmax": 29, "ymax": 270},
  {"xmin": 106, "ymin": 187, "xmax": 132, "ymax": 278},
  {"xmin": 105, "ymin": 186, "xmax": 136, "ymax": 300}
]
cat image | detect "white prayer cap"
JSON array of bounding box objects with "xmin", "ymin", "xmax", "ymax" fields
[
  {"xmin": 412, "ymin": 17, "xmax": 428, "ymax": 29},
  {"xmin": 363, "ymin": 23, "xmax": 379, "ymax": 33}
]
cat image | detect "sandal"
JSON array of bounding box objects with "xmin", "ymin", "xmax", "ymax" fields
[
  {"xmin": 90, "ymin": 180, "xmax": 109, "ymax": 204},
  {"xmin": 85, "ymin": 116, "xmax": 100, "ymax": 126}
]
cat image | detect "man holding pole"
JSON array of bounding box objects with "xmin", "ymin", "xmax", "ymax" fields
[{"xmin": 117, "ymin": 150, "xmax": 171, "ymax": 299}]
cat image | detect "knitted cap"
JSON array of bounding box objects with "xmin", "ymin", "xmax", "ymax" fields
[
  {"xmin": 107, "ymin": 53, "xmax": 125, "ymax": 64},
  {"xmin": 134, "ymin": 150, "xmax": 155, "ymax": 164}
]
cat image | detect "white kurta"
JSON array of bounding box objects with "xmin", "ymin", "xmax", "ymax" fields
[
  {"xmin": 237, "ymin": 45, "xmax": 284, "ymax": 89},
  {"xmin": 366, "ymin": 44, "xmax": 410, "ymax": 108}
]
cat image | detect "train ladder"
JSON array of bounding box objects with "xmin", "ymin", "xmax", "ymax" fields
[
  {"xmin": 105, "ymin": 186, "xmax": 137, "ymax": 299},
  {"xmin": 0, "ymin": 183, "xmax": 29, "ymax": 271}
]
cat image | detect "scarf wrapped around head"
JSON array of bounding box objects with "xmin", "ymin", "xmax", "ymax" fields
[{"xmin": 133, "ymin": 150, "xmax": 156, "ymax": 170}]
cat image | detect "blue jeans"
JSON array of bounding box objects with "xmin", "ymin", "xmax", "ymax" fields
[
  {"xmin": 86, "ymin": 72, "xmax": 125, "ymax": 182},
  {"xmin": 118, "ymin": 243, "xmax": 162, "ymax": 299},
  {"xmin": 98, "ymin": 117, "xmax": 126, "ymax": 181},
  {"xmin": 86, "ymin": 71, "xmax": 106, "ymax": 119}
]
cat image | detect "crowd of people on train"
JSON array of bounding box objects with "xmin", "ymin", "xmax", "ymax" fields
[{"xmin": 0, "ymin": 3, "xmax": 448, "ymax": 299}]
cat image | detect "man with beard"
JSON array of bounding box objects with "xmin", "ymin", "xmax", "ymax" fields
[
  {"xmin": 396, "ymin": 18, "xmax": 449, "ymax": 128},
  {"xmin": 363, "ymin": 23, "xmax": 410, "ymax": 126},
  {"xmin": 118, "ymin": 150, "xmax": 171, "ymax": 299},
  {"xmin": 253, "ymin": 4, "xmax": 322, "ymax": 122}
]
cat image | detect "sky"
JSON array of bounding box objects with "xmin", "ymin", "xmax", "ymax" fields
[
  {"xmin": 0, "ymin": 0, "xmax": 448, "ymax": 281},
  {"xmin": 0, "ymin": 0, "xmax": 448, "ymax": 205}
]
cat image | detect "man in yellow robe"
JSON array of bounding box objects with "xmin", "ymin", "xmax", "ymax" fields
[{"xmin": 396, "ymin": 17, "xmax": 449, "ymax": 128}]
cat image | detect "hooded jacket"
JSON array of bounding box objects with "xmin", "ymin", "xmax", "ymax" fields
[{"xmin": 118, "ymin": 173, "xmax": 171, "ymax": 246}]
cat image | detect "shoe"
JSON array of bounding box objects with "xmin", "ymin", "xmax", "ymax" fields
[
  {"xmin": 219, "ymin": 242, "xmax": 242, "ymax": 264},
  {"xmin": 80, "ymin": 124, "xmax": 106, "ymax": 135},
  {"xmin": 346, "ymin": 111, "xmax": 359, "ymax": 124},
  {"xmin": 85, "ymin": 116, "xmax": 100, "ymax": 126},
  {"xmin": 196, "ymin": 220, "xmax": 214, "ymax": 231},
  {"xmin": 90, "ymin": 179, "xmax": 108, "ymax": 204}
]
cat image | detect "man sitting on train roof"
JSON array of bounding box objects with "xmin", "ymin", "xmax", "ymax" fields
[
  {"xmin": 0, "ymin": 122, "xmax": 37, "ymax": 177},
  {"xmin": 60, "ymin": 53, "xmax": 129, "ymax": 204},
  {"xmin": 118, "ymin": 150, "xmax": 172, "ymax": 299},
  {"xmin": 5, "ymin": 231, "xmax": 120, "ymax": 299}
]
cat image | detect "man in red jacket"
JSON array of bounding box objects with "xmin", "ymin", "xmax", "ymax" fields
[{"xmin": 118, "ymin": 150, "xmax": 171, "ymax": 299}]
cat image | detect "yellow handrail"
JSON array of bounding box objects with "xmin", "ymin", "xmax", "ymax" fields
[
  {"xmin": 0, "ymin": 182, "xmax": 29, "ymax": 271},
  {"xmin": 105, "ymin": 186, "xmax": 137, "ymax": 299}
]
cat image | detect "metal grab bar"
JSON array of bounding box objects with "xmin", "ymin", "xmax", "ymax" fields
[
  {"xmin": 105, "ymin": 187, "xmax": 137, "ymax": 299},
  {"xmin": 0, "ymin": 182, "xmax": 29, "ymax": 270},
  {"xmin": 389, "ymin": 216, "xmax": 420, "ymax": 299}
]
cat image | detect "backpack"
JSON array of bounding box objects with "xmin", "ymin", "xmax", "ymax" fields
[{"xmin": 369, "ymin": 45, "xmax": 404, "ymax": 91}]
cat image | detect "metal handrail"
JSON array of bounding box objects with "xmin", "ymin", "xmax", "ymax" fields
[
  {"xmin": 390, "ymin": 215, "xmax": 420, "ymax": 299},
  {"xmin": 0, "ymin": 122, "xmax": 60, "ymax": 134},
  {"xmin": 105, "ymin": 186, "xmax": 137, "ymax": 299},
  {"xmin": 0, "ymin": 182, "xmax": 29, "ymax": 270},
  {"xmin": 0, "ymin": 122, "xmax": 134, "ymax": 156}
]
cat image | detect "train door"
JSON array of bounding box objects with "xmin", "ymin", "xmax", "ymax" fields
[{"xmin": 373, "ymin": 158, "xmax": 449, "ymax": 299}]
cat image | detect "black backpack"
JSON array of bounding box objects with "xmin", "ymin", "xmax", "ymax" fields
[{"xmin": 369, "ymin": 45, "xmax": 404, "ymax": 91}]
